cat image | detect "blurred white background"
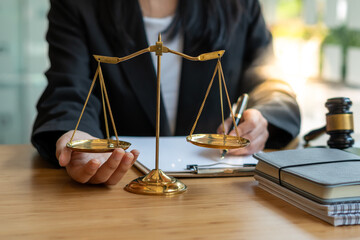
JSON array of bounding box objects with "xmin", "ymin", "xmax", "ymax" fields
[{"xmin": 0, "ymin": 0, "xmax": 359, "ymax": 144}]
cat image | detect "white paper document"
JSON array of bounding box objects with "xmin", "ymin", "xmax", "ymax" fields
[{"xmin": 119, "ymin": 136, "xmax": 257, "ymax": 177}]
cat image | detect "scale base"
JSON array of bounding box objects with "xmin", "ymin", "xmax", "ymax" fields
[{"xmin": 124, "ymin": 169, "xmax": 187, "ymax": 195}]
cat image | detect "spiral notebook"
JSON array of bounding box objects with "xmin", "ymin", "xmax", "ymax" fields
[
  {"xmin": 255, "ymin": 174, "xmax": 360, "ymax": 226},
  {"xmin": 119, "ymin": 136, "xmax": 257, "ymax": 177}
]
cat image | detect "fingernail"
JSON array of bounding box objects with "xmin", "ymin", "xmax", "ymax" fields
[
  {"xmin": 131, "ymin": 156, "xmax": 137, "ymax": 165},
  {"xmin": 124, "ymin": 153, "xmax": 133, "ymax": 166},
  {"xmin": 90, "ymin": 160, "xmax": 100, "ymax": 169},
  {"xmin": 58, "ymin": 153, "xmax": 65, "ymax": 166},
  {"xmin": 117, "ymin": 148, "xmax": 125, "ymax": 154}
]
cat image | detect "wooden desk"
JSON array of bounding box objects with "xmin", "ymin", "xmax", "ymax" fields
[{"xmin": 1, "ymin": 145, "xmax": 359, "ymax": 239}]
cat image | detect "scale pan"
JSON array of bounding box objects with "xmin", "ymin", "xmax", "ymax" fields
[
  {"xmin": 66, "ymin": 139, "xmax": 131, "ymax": 153},
  {"xmin": 186, "ymin": 134, "xmax": 250, "ymax": 149}
]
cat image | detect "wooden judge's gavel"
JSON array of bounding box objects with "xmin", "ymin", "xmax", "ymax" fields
[{"xmin": 303, "ymin": 97, "xmax": 354, "ymax": 149}]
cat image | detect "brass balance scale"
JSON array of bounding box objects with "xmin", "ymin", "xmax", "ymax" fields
[{"xmin": 66, "ymin": 34, "xmax": 250, "ymax": 195}]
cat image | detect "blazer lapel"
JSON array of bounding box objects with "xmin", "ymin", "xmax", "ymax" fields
[
  {"xmin": 176, "ymin": 36, "xmax": 220, "ymax": 136},
  {"xmin": 101, "ymin": 1, "xmax": 171, "ymax": 136}
]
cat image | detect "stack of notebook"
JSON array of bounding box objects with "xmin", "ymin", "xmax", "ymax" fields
[{"xmin": 253, "ymin": 148, "xmax": 360, "ymax": 226}]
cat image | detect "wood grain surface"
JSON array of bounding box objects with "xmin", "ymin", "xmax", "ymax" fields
[{"xmin": 0, "ymin": 145, "xmax": 359, "ymax": 239}]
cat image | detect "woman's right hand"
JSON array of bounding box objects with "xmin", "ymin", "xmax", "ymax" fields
[{"xmin": 56, "ymin": 130, "xmax": 139, "ymax": 185}]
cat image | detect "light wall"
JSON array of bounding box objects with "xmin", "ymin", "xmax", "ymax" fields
[{"xmin": 0, "ymin": 0, "xmax": 48, "ymax": 144}]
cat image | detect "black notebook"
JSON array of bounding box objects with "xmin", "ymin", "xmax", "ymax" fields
[{"xmin": 253, "ymin": 148, "xmax": 360, "ymax": 204}]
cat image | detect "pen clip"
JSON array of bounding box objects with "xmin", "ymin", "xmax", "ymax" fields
[
  {"xmin": 186, "ymin": 164, "xmax": 199, "ymax": 173},
  {"xmin": 233, "ymin": 93, "xmax": 248, "ymax": 119}
]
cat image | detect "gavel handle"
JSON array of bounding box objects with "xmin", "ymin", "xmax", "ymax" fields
[{"xmin": 303, "ymin": 126, "xmax": 326, "ymax": 143}]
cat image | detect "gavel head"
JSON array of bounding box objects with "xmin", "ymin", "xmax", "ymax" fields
[{"xmin": 325, "ymin": 97, "xmax": 354, "ymax": 149}]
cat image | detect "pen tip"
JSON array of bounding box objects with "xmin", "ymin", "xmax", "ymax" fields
[{"xmin": 220, "ymin": 150, "xmax": 227, "ymax": 159}]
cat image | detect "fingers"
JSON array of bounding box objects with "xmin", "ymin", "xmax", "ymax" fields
[
  {"xmin": 217, "ymin": 118, "xmax": 233, "ymax": 134},
  {"xmin": 225, "ymin": 109, "xmax": 269, "ymax": 156},
  {"xmin": 56, "ymin": 130, "xmax": 97, "ymax": 167},
  {"xmin": 129, "ymin": 149, "xmax": 140, "ymax": 164},
  {"xmin": 56, "ymin": 132, "xmax": 73, "ymax": 167},
  {"xmin": 88, "ymin": 149, "xmax": 126, "ymax": 184},
  {"xmin": 57, "ymin": 130, "xmax": 139, "ymax": 185},
  {"xmin": 64, "ymin": 146, "xmax": 139, "ymax": 185},
  {"xmin": 66, "ymin": 159, "xmax": 101, "ymax": 183},
  {"xmin": 105, "ymin": 149, "xmax": 140, "ymax": 185},
  {"xmin": 229, "ymin": 131, "xmax": 268, "ymax": 155},
  {"xmin": 84, "ymin": 149, "xmax": 139, "ymax": 185}
]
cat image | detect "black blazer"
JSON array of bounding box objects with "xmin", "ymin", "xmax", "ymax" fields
[{"xmin": 32, "ymin": 0, "xmax": 300, "ymax": 163}]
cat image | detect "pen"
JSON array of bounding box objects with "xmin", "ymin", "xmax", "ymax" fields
[
  {"xmin": 186, "ymin": 163, "xmax": 256, "ymax": 174},
  {"xmin": 220, "ymin": 93, "xmax": 249, "ymax": 159}
]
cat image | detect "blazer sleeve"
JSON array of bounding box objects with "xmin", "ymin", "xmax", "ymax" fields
[
  {"xmin": 239, "ymin": 0, "xmax": 301, "ymax": 148},
  {"xmin": 31, "ymin": 0, "xmax": 103, "ymax": 164}
]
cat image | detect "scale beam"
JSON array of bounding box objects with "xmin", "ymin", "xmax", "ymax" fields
[
  {"xmin": 94, "ymin": 47, "xmax": 225, "ymax": 64},
  {"xmin": 93, "ymin": 47, "xmax": 151, "ymax": 64}
]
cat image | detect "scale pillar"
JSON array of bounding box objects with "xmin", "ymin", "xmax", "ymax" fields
[{"xmin": 125, "ymin": 34, "xmax": 187, "ymax": 195}]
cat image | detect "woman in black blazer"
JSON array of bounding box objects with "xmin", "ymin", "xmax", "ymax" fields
[{"xmin": 32, "ymin": 0, "xmax": 300, "ymax": 184}]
